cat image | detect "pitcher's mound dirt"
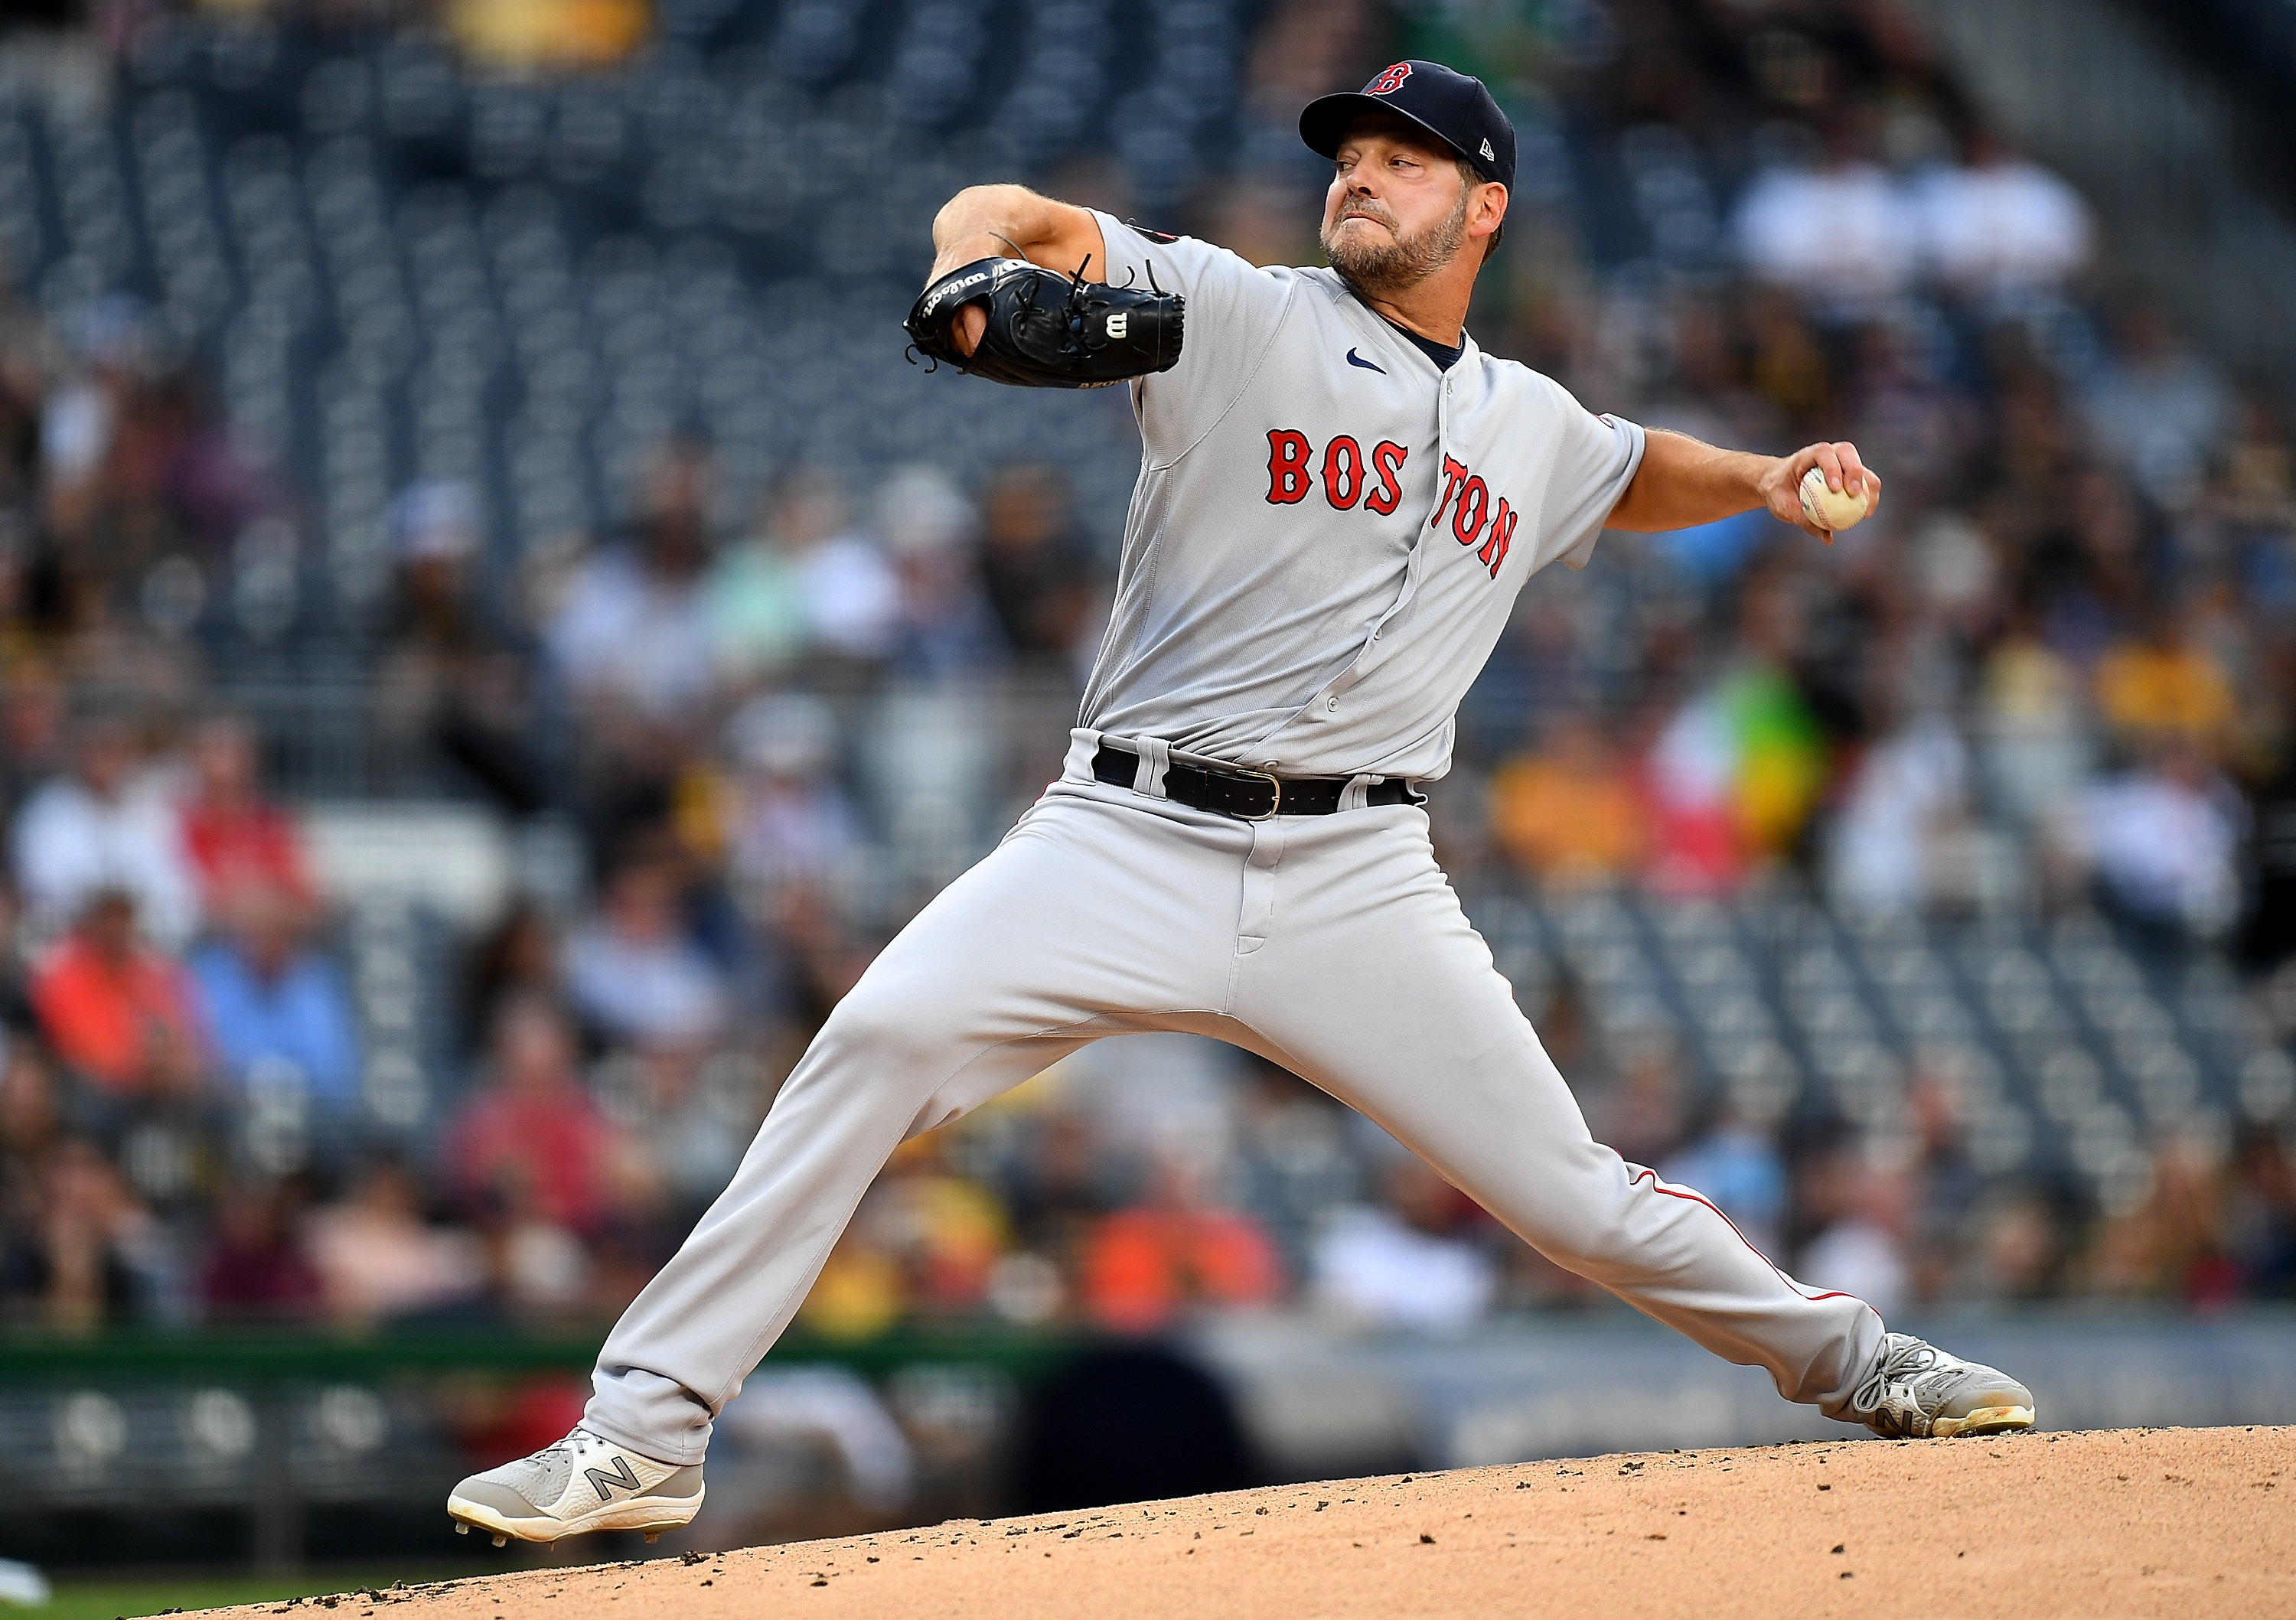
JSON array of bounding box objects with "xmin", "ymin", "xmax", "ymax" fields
[{"xmin": 215, "ymin": 1426, "xmax": 2291, "ymax": 1619}]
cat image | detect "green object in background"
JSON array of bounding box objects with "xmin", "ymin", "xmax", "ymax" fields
[{"xmin": 34, "ymin": 1570, "xmax": 476, "ymax": 1620}]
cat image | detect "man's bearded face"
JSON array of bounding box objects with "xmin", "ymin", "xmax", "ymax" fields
[{"xmin": 1320, "ymin": 170, "xmax": 1471, "ymax": 298}]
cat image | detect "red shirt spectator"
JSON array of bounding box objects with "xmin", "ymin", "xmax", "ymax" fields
[
  {"xmin": 446, "ymin": 996, "xmax": 612, "ymax": 1234},
  {"xmin": 176, "ymin": 715, "xmax": 315, "ymax": 917},
  {"xmin": 30, "ymin": 890, "xmax": 204, "ymax": 1095}
]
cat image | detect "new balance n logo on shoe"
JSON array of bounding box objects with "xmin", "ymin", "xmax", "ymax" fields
[{"xmin": 585, "ymin": 1454, "xmax": 643, "ymax": 1502}]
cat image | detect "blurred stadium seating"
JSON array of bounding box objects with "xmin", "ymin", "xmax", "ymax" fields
[{"xmin": 0, "ymin": 0, "xmax": 2291, "ymax": 1576}]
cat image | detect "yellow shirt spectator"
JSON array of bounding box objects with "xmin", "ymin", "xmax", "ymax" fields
[{"xmin": 2093, "ymin": 636, "xmax": 2233, "ymax": 748}]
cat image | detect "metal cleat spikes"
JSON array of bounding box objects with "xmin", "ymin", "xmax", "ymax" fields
[
  {"xmin": 455, "ymin": 1522, "xmax": 469, "ymax": 1535},
  {"xmin": 491, "ymin": 1534, "xmax": 508, "ymax": 1548},
  {"xmin": 644, "ymin": 1533, "xmax": 661, "ymax": 1544}
]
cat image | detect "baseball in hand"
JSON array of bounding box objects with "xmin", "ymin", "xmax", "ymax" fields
[{"xmin": 1799, "ymin": 464, "xmax": 1873, "ymax": 533}]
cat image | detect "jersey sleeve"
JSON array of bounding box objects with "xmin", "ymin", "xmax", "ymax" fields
[
  {"xmin": 1087, "ymin": 210, "xmax": 1295, "ymax": 454},
  {"xmin": 1537, "ymin": 405, "xmax": 1646, "ymax": 572}
]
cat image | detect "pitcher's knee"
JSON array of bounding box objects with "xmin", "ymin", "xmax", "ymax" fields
[{"xmin": 814, "ymin": 982, "xmax": 951, "ymax": 1074}]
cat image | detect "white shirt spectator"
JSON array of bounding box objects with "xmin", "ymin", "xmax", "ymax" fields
[
  {"xmin": 1827, "ymin": 715, "xmax": 1969, "ymax": 912},
  {"xmin": 1735, "ymin": 161, "xmax": 1921, "ymax": 312},
  {"xmin": 801, "ymin": 531, "xmax": 903, "ymax": 660},
  {"xmin": 1310, "ymin": 1204, "xmax": 1495, "ymax": 1332},
  {"xmin": 1798, "ymin": 1217, "xmax": 1910, "ymax": 1320},
  {"xmin": 11, "ymin": 771, "xmax": 200, "ymax": 950},
  {"xmin": 2071, "ymin": 766, "xmax": 2242, "ymax": 934},
  {"xmin": 1911, "ymin": 156, "xmax": 2092, "ymax": 305},
  {"xmin": 546, "ymin": 549, "xmax": 718, "ymax": 722}
]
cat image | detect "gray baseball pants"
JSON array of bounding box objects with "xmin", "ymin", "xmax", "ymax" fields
[{"xmin": 583, "ymin": 731, "xmax": 1884, "ymax": 1465}]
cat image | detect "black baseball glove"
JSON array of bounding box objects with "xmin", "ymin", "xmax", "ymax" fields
[{"xmin": 904, "ymin": 256, "xmax": 1185, "ymax": 388}]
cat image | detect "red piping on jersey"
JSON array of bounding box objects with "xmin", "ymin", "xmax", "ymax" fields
[{"xmin": 1623, "ymin": 1161, "xmax": 1872, "ymax": 1310}]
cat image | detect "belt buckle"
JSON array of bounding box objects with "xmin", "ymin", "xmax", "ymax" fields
[{"xmin": 1234, "ymin": 768, "xmax": 1282, "ymax": 820}]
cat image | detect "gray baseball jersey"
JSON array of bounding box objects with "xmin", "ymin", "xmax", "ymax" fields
[{"xmin": 1080, "ymin": 211, "xmax": 1645, "ymax": 781}]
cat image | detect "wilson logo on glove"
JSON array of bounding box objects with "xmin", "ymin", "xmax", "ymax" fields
[{"xmin": 905, "ymin": 257, "xmax": 1185, "ymax": 390}]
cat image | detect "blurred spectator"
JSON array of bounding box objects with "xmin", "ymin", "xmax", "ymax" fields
[
  {"xmin": 723, "ymin": 693, "xmax": 863, "ymax": 910},
  {"xmin": 2092, "ymin": 610, "xmax": 2236, "ymax": 757},
  {"xmin": 29, "ymin": 888, "xmax": 203, "ymax": 1100},
  {"xmin": 305, "ymin": 1159, "xmax": 484, "ymax": 1326},
  {"xmin": 800, "ymin": 491, "xmax": 902, "ymax": 663},
  {"xmin": 2223, "ymin": 1129, "xmax": 2296, "ymax": 1299},
  {"xmin": 1734, "ymin": 132, "xmax": 1918, "ymax": 315},
  {"xmin": 845, "ymin": 1136, "xmax": 1010, "ymax": 1320},
  {"xmin": 1003, "ymin": 1107, "xmax": 1112, "ymax": 1260},
  {"xmin": 880, "ymin": 464, "xmax": 998, "ymax": 678},
  {"xmin": 976, "ymin": 464, "xmax": 1097, "ymax": 664},
  {"xmin": 446, "ymin": 996, "xmax": 612, "ymax": 1235},
  {"xmin": 1901, "ymin": 1054, "xmax": 1984, "ymax": 1302},
  {"xmin": 0, "ymin": 1044, "xmax": 59, "ymax": 1189},
  {"xmin": 0, "ymin": 661, "xmax": 70, "ymax": 820},
  {"xmin": 2060, "ymin": 745, "xmax": 2244, "ymax": 936},
  {"xmin": 11, "ymin": 716, "xmax": 199, "ymax": 950},
  {"xmin": 589, "ymin": 1045, "xmax": 758, "ymax": 1217},
  {"xmin": 2083, "ymin": 1136, "xmax": 2240, "ymax": 1304},
  {"xmin": 1596, "ymin": 1041, "xmax": 1688, "ymax": 1172},
  {"xmin": 186, "ymin": 879, "xmax": 360, "ymax": 1111},
  {"xmin": 546, "ymin": 444, "xmax": 720, "ymax": 729},
  {"xmin": 374, "ymin": 482, "xmax": 545, "ymax": 816},
  {"xmin": 1489, "ymin": 715, "xmax": 1649, "ymax": 887},
  {"xmin": 1310, "ymin": 1156, "xmax": 1495, "ymax": 1331},
  {"xmin": 1958, "ymin": 1185, "xmax": 2071, "ymax": 1301},
  {"xmin": 0, "ymin": 882, "xmax": 33, "ymax": 1039},
  {"xmin": 1794, "ymin": 1144, "xmax": 1912, "ymax": 1319},
  {"xmin": 1911, "ymin": 132, "xmax": 2092, "ymax": 307},
  {"xmin": 458, "ymin": 898, "xmax": 561, "ymax": 1058},
  {"xmin": 705, "ymin": 468, "xmax": 899, "ymax": 676},
  {"xmin": 2080, "ymin": 305, "xmax": 2231, "ymax": 508},
  {"xmin": 486, "ymin": 1179, "xmax": 596, "ymax": 1316},
  {"xmin": 174, "ymin": 715, "xmax": 316, "ymax": 921},
  {"xmin": 799, "ymin": 1224, "xmax": 907, "ymax": 1343},
  {"xmin": 1975, "ymin": 611, "xmax": 2094, "ymax": 826},
  {"xmin": 0, "ymin": 1137, "xmax": 172, "ymax": 1331},
  {"xmin": 199, "ymin": 1178, "xmax": 321, "ymax": 1320},
  {"xmin": 1660, "ymin": 1101, "xmax": 1789, "ymax": 1261},
  {"xmin": 716, "ymin": 1367, "xmax": 917, "ymax": 1515},
  {"xmin": 1825, "ymin": 709, "xmax": 1970, "ymax": 912},
  {"xmin": 1081, "ymin": 1155, "xmax": 1281, "ymax": 1332},
  {"xmin": 706, "ymin": 478, "xmax": 816, "ymax": 682},
  {"xmin": 561, "ymin": 851, "xmax": 727, "ymax": 1049}
]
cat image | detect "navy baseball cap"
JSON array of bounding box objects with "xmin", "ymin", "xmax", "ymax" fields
[{"xmin": 1300, "ymin": 60, "xmax": 1515, "ymax": 190}]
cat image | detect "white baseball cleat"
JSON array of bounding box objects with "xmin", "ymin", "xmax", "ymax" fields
[
  {"xmin": 447, "ymin": 1426, "xmax": 703, "ymax": 1546},
  {"xmin": 1850, "ymin": 1332, "xmax": 2036, "ymax": 1439}
]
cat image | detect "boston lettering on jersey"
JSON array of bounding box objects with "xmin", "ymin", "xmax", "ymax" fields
[{"xmin": 1264, "ymin": 430, "xmax": 1515, "ymax": 579}]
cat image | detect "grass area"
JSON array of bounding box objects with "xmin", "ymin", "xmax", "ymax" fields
[{"xmin": 31, "ymin": 1570, "xmax": 478, "ymax": 1620}]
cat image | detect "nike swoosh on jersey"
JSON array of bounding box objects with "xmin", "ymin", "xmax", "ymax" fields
[{"xmin": 1345, "ymin": 348, "xmax": 1385, "ymax": 373}]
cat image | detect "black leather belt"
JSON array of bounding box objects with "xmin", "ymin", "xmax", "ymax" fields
[{"xmin": 1092, "ymin": 742, "xmax": 1419, "ymax": 820}]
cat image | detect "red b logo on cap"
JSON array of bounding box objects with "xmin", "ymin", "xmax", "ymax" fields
[{"xmin": 1366, "ymin": 61, "xmax": 1412, "ymax": 95}]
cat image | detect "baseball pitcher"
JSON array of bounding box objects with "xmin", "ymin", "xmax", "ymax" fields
[{"xmin": 448, "ymin": 59, "xmax": 2033, "ymax": 1548}]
